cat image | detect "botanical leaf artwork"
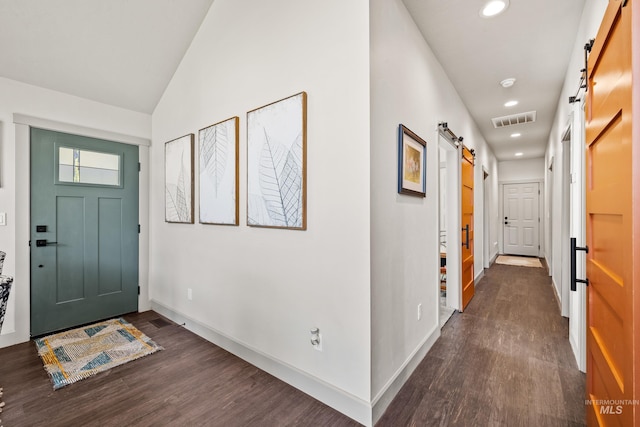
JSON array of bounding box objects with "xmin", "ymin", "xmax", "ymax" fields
[
  {"xmin": 165, "ymin": 134, "xmax": 193, "ymax": 223},
  {"xmin": 248, "ymin": 92, "xmax": 306, "ymax": 229},
  {"xmin": 199, "ymin": 117, "xmax": 238, "ymax": 225}
]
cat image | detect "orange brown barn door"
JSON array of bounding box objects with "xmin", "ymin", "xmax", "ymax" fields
[
  {"xmin": 461, "ymin": 146, "xmax": 474, "ymax": 310},
  {"xmin": 585, "ymin": 0, "xmax": 637, "ymax": 425}
]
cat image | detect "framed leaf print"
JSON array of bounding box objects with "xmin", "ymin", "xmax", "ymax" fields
[
  {"xmin": 165, "ymin": 134, "xmax": 194, "ymax": 223},
  {"xmin": 199, "ymin": 117, "xmax": 239, "ymax": 225},
  {"xmin": 398, "ymin": 124, "xmax": 427, "ymax": 197},
  {"xmin": 247, "ymin": 92, "xmax": 307, "ymax": 230}
]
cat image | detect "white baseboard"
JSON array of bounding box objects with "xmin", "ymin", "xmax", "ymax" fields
[
  {"xmin": 371, "ymin": 325, "xmax": 440, "ymax": 424},
  {"xmin": 150, "ymin": 300, "xmax": 373, "ymax": 426},
  {"xmin": 569, "ymin": 332, "xmax": 585, "ymax": 373},
  {"xmin": 489, "ymin": 252, "xmax": 498, "ymax": 266},
  {"xmin": 475, "ymin": 269, "xmax": 485, "ymax": 283},
  {"xmin": 551, "ymin": 278, "xmax": 562, "ymax": 312}
]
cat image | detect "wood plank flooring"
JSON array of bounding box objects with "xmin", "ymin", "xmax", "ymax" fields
[
  {"xmin": 378, "ymin": 263, "xmax": 586, "ymax": 426},
  {"xmin": 0, "ymin": 262, "xmax": 584, "ymax": 426},
  {"xmin": 0, "ymin": 311, "xmax": 357, "ymax": 427}
]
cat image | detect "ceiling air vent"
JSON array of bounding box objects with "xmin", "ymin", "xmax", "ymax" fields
[{"xmin": 491, "ymin": 111, "xmax": 537, "ymax": 128}]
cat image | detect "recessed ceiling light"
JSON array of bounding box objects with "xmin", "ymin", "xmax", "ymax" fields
[
  {"xmin": 511, "ymin": 133, "xmax": 521, "ymax": 138},
  {"xmin": 500, "ymin": 78, "xmax": 516, "ymax": 88},
  {"xmin": 480, "ymin": 0, "xmax": 509, "ymax": 17},
  {"xmin": 504, "ymin": 100, "xmax": 518, "ymax": 107},
  {"xmin": 515, "ymin": 152, "xmax": 524, "ymax": 157}
]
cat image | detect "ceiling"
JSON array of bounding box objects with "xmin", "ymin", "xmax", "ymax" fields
[
  {"xmin": 1, "ymin": 0, "xmax": 585, "ymax": 159},
  {"xmin": 403, "ymin": 0, "xmax": 586, "ymax": 160},
  {"xmin": 0, "ymin": 0, "xmax": 214, "ymax": 114}
]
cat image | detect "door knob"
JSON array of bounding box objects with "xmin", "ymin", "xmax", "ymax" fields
[{"xmin": 36, "ymin": 239, "xmax": 58, "ymax": 247}]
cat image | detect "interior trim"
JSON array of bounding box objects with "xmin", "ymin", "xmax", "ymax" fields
[
  {"xmin": 371, "ymin": 324, "xmax": 440, "ymax": 424},
  {"xmin": 150, "ymin": 300, "xmax": 374, "ymax": 426},
  {"xmin": 13, "ymin": 113, "xmax": 150, "ymax": 147}
]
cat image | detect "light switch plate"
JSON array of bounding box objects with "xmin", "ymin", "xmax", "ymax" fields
[{"xmin": 0, "ymin": 212, "xmax": 6, "ymax": 226}]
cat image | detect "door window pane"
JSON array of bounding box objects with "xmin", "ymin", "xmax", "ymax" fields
[{"xmin": 58, "ymin": 147, "xmax": 121, "ymax": 186}]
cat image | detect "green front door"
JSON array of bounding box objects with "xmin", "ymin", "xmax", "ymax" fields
[{"xmin": 30, "ymin": 128, "xmax": 139, "ymax": 336}]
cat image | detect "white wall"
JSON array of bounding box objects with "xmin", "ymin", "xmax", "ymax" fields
[
  {"xmin": 544, "ymin": 0, "xmax": 607, "ymax": 371},
  {"xmin": 369, "ymin": 0, "xmax": 498, "ymax": 420},
  {"xmin": 149, "ymin": 0, "xmax": 372, "ymax": 423},
  {"xmin": 498, "ymin": 158, "xmax": 545, "ymax": 182},
  {"xmin": 0, "ymin": 77, "xmax": 150, "ymax": 348}
]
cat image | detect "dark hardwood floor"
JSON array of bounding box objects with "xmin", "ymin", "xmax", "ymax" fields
[
  {"xmin": 378, "ymin": 263, "xmax": 586, "ymax": 426},
  {"xmin": 0, "ymin": 311, "xmax": 358, "ymax": 427},
  {"xmin": 0, "ymin": 262, "xmax": 584, "ymax": 426}
]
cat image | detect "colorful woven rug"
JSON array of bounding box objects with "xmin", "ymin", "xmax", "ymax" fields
[{"xmin": 35, "ymin": 318, "xmax": 163, "ymax": 390}]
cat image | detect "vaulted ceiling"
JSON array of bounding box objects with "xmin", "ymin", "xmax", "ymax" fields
[
  {"xmin": 0, "ymin": 0, "xmax": 214, "ymax": 113},
  {"xmin": 1, "ymin": 0, "xmax": 586, "ymax": 160}
]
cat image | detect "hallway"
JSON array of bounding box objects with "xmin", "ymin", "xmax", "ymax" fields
[{"xmin": 379, "ymin": 262, "xmax": 586, "ymax": 425}]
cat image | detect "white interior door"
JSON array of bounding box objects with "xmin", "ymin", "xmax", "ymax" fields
[{"xmin": 503, "ymin": 182, "xmax": 539, "ymax": 256}]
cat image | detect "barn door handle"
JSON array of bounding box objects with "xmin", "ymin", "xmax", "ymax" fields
[
  {"xmin": 462, "ymin": 225, "xmax": 470, "ymax": 249},
  {"xmin": 35, "ymin": 239, "xmax": 58, "ymax": 247},
  {"xmin": 571, "ymin": 237, "xmax": 589, "ymax": 291}
]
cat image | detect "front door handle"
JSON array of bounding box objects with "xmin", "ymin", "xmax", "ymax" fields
[{"xmin": 36, "ymin": 239, "xmax": 58, "ymax": 247}]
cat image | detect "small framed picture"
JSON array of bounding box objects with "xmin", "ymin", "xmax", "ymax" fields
[{"xmin": 398, "ymin": 124, "xmax": 427, "ymax": 197}]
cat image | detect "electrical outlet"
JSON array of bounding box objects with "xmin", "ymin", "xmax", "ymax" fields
[
  {"xmin": 310, "ymin": 328, "xmax": 322, "ymax": 351},
  {"xmin": 417, "ymin": 303, "xmax": 422, "ymax": 320},
  {"xmin": 187, "ymin": 288, "xmax": 193, "ymax": 300},
  {"xmin": 313, "ymin": 332, "xmax": 322, "ymax": 351}
]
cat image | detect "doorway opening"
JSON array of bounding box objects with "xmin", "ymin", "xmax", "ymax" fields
[
  {"xmin": 568, "ymin": 102, "xmax": 587, "ymax": 373},
  {"xmin": 437, "ymin": 127, "xmax": 462, "ymax": 325},
  {"xmin": 483, "ymin": 168, "xmax": 491, "ymax": 269},
  {"xmin": 502, "ymin": 182, "xmax": 540, "ymax": 257},
  {"xmin": 438, "ymin": 144, "xmax": 454, "ymax": 326}
]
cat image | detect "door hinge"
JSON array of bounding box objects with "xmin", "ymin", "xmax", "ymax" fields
[
  {"xmin": 538, "ymin": 245, "xmax": 540, "ymax": 250},
  {"xmin": 138, "ymin": 162, "xmax": 141, "ymax": 172},
  {"xmin": 138, "ymin": 224, "xmax": 141, "ymax": 233},
  {"xmin": 138, "ymin": 286, "xmax": 141, "ymax": 295},
  {"xmin": 538, "ymin": 189, "xmax": 540, "ymax": 195}
]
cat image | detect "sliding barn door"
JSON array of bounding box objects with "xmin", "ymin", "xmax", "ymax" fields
[
  {"xmin": 461, "ymin": 146, "xmax": 474, "ymax": 310},
  {"xmin": 584, "ymin": 0, "xmax": 637, "ymax": 425}
]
